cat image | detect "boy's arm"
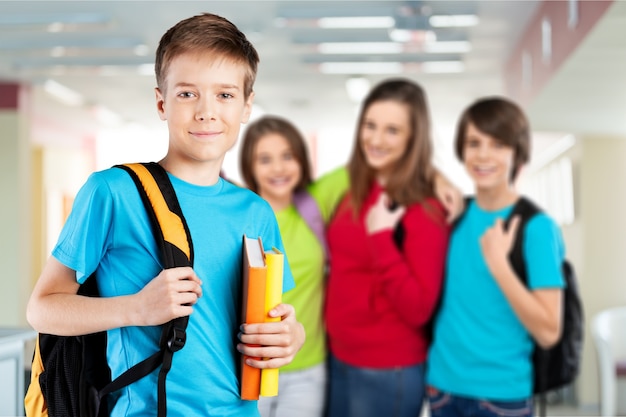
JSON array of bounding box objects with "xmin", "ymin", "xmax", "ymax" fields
[
  {"xmin": 236, "ymin": 303, "xmax": 305, "ymax": 369},
  {"xmin": 433, "ymin": 169, "xmax": 464, "ymax": 223},
  {"xmin": 480, "ymin": 217, "xmax": 563, "ymax": 348},
  {"xmin": 27, "ymin": 257, "xmax": 203, "ymax": 336}
]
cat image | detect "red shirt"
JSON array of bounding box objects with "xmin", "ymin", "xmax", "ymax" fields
[{"xmin": 324, "ymin": 183, "xmax": 450, "ymax": 367}]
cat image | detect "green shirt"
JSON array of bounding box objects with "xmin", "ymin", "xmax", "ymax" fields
[{"xmin": 278, "ymin": 167, "xmax": 348, "ymax": 371}]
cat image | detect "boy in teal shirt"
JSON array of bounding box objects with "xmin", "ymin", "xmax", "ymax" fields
[
  {"xmin": 26, "ymin": 13, "xmax": 304, "ymax": 417},
  {"xmin": 426, "ymin": 97, "xmax": 565, "ymax": 417}
]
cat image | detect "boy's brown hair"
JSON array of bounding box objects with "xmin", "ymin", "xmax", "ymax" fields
[
  {"xmin": 455, "ymin": 96, "xmax": 530, "ymax": 182},
  {"xmin": 348, "ymin": 78, "xmax": 435, "ymax": 213},
  {"xmin": 155, "ymin": 13, "xmax": 259, "ymax": 98},
  {"xmin": 240, "ymin": 115, "xmax": 313, "ymax": 194}
]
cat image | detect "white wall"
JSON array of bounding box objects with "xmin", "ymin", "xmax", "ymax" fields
[
  {"xmin": 521, "ymin": 136, "xmax": 626, "ymax": 410},
  {"xmin": 578, "ymin": 136, "xmax": 626, "ymax": 408}
]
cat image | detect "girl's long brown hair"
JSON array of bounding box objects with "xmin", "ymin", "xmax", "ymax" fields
[{"xmin": 347, "ymin": 78, "xmax": 435, "ymax": 214}]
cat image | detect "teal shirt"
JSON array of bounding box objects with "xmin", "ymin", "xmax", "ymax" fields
[
  {"xmin": 53, "ymin": 167, "xmax": 294, "ymax": 417},
  {"xmin": 426, "ymin": 199, "xmax": 565, "ymax": 400},
  {"xmin": 278, "ymin": 167, "xmax": 349, "ymax": 371}
]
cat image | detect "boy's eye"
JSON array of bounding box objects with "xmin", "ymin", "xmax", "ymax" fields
[
  {"xmin": 178, "ymin": 91, "xmax": 196, "ymax": 98},
  {"xmin": 219, "ymin": 93, "xmax": 234, "ymax": 99}
]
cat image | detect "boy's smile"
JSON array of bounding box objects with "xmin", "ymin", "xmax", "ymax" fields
[
  {"xmin": 463, "ymin": 122, "xmax": 515, "ymax": 193},
  {"xmin": 155, "ymin": 52, "xmax": 254, "ymax": 181}
]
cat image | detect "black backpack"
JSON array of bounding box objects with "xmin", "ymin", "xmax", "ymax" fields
[
  {"xmin": 25, "ymin": 162, "xmax": 194, "ymax": 417},
  {"xmin": 504, "ymin": 197, "xmax": 584, "ymax": 394}
]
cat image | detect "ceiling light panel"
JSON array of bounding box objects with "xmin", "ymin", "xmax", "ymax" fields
[
  {"xmin": 318, "ymin": 42, "xmax": 404, "ymax": 54},
  {"xmin": 317, "ymin": 16, "xmax": 395, "ymax": 29},
  {"xmin": 0, "ymin": 36, "xmax": 146, "ymax": 50},
  {"xmin": 429, "ymin": 14, "xmax": 479, "ymax": 28},
  {"xmin": 276, "ymin": 4, "xmax": 397, "ymax": 19},
  {"xmin": 319, "ymin": 62, "xmax": 404, "ymax": 74},
  {"xmin": 0, "ymin": 12, "xmax": 112, "ymax": 30}
]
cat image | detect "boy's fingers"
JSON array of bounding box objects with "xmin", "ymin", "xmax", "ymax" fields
[{"xmin": 507, "ymin": 215, "xmax": 521, "ymax": 237}]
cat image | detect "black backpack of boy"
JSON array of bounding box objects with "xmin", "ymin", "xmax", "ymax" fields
[
  {"xmin": 495, "ymin": 197, "xmax": 583, "ymax": 417},
  {"xmin": 503, "ymin": 197, "xmax": 584, "ymax": 397},
  {"xmin": 26, "ymin": 162, "xmax": 193, "ymax": 417}
]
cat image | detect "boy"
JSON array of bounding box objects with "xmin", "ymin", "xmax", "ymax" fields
[
  {"xmin": 26, "ymin": 13, "xmax": 304, "ymax": 417},
  {"xmin": 425, "ymin": 97, "xmax": 565, "ymax": 417}
]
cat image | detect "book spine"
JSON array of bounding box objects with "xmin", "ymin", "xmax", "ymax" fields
[{"xmin": 260, "ymin": 251, "xmax": 284, "ymax": 397}]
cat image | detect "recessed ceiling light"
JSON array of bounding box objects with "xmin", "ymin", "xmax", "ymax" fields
[
  {"xmin": 424, "ymin": 41, "xmax": 472, "ymax": 54},
  {"xmin": 389, "ymin": 29, "xmax": 436, "ymax": 43},
  {"xmin": 345, "ymin": 77, "xmax": 371, "ymax": 102},
  {"xmin": 318, "ymin": 42, "xmax": 403, "ymax": 54},
  {"xmin": 421, "ymin": 61, "xmax": 465, "ymax": 73},
  {"xmin": 429, "ymin": 15, "xmax": 479, "ymax": 28},
  {"xmin": 134, "ymin": 44, "xmax": 150, "ymax": 57},
  {"xmin": 50, "ymin": 46, "xmax": 66, "ymax": 57},
  {"xmin": 318, "ymin": 16, "xmax": 395, "ymax": 29},
  {"xmin": 47, "ymin": 22, "xmax": 64, "ymax": 33},
  {"xmin": 319, "ymin": 62, "xmax": 403, "ymax": 74},
  {"xmin": 137, "ymin": 64, "xmax": 155, "ymax": 76},
  {"xmin": 43, "ymin": 79, "xmax": 84, "ymax": 106}
]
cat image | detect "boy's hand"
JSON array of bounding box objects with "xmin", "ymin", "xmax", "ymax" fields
[
  {"xmin": 365, "ymin": 192, "xmax": 405, "ymax": 234},
  {"xmin": 433, "ymin": 171, "xmax": 464, "ymax": 223},
  {"xmin": 135, "ymin": 266, "xmax": 202, "ymax": 326},
  {"xmin": 480, "ymin": 216, "xmax": 521, "ymax": 276},
  {"xmin": 237, "ymin": 303, "xmax": 305, "ymax": 369}
]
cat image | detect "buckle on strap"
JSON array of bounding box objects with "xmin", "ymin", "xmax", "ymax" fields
[{"xmin": 167, "ymin": 327, "xmax": 186, "ymax": 352}]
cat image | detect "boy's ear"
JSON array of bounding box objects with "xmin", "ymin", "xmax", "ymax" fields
[
  {"xmin": 241, "ymin": 91, "xmax": 255, "ymax": 124},
  {"xmin": 155, "ymin": 87, "xmax": 167, "ymax": 121}
]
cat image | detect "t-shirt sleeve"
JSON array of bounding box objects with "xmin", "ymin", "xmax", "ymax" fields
[
  {"xmin": 307, "ymin": 166, "xmax": 349, "ymax": 223},
  {"xmin": 524, "ymin": 213, "xmax": 565, "ymax": 290},
  {"xmin": 52, "ymin": 172, "xmax": 114, "ymax": 284}
]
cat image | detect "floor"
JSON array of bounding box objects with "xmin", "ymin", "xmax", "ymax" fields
[{"xmin": 547, "ymin": 404, "xmax": 602, "ymax": 416}]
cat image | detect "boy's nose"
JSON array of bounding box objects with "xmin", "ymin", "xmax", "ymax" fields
[
  {"xmin": 477, "ymin": 145, "xmax": 489, "ymax": 157},
  {"xmin": 195, "ymin": 99, "xmax": 215, "ymax": 121}
]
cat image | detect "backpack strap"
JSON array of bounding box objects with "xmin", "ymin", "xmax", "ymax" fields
[
  {"xmin": 450, "ymin": 196, "xmax": 475, "ymax": 230},
  {"xmin": 293, "ymin": 190, "xmax": 328, "ymax": 260},
  {"xmin": 502, "ymin": 197, "xmax": 550, "ymax": 410},
  {"xmin": 100, "ymin": 162, "xmax": 193, "ymax": 417},
  {"xmin": 504, "ymin": 196, "xmax": 541, "ymax": 284}
]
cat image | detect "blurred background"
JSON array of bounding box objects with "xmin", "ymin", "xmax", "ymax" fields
[{"xmin": 1, "ymin": 1, "xmax": 625, "ymax": 415}]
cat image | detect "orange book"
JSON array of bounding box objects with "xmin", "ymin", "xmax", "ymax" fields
[
  {"xmin": 240, "ymin": 235, "xmax": 267, "ymax": 400},
  {"xmin": 260, "ymin": 248, "xmax": 284, "ymax": 397}
]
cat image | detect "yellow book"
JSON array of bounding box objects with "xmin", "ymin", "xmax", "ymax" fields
[{"xmin": 260, "ymin": 248, "xmax": 284, "ymax": 397}]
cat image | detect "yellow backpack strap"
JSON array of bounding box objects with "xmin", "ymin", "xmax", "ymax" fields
[
  {"xmin": 118, "ymin": 162, "xmax": 192, "ymax": 264},
  {"xmin": 110, "ymin": 162, "xmax": 193, "ymax": 417},
  {"xmin": 24, "ymin": 335, "xmax": 49, "ymax": 417}
]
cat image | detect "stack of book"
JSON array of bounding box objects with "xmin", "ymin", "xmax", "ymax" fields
[{"xmin": 240, "ymin": 235, "xmax": 284, "ymax": 400}]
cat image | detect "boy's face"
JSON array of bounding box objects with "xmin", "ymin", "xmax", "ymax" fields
[
  {"xmin": 155, "ymin": 52, "xmax": 254, "ymax": 166},
  {"xmin": 463, "ymin": 122, "xmax": 515, "ymax": 191}
]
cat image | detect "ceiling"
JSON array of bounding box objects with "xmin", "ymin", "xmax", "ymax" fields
[
  {"xmin": 3, "ymin": 0, "xmax": 624, "ymax": 182},
  {"xmin": 0, "ymin": 0, "xmax": 542, "ymax": 138}
]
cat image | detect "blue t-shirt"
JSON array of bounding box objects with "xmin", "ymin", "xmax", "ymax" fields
[
  {"xmin": 52, "ymin": 167, "xmax": 294, "ymax": 417},
  {"xmin": 426, "ymin": 199, "xmax": 565, "ymax": 400}
]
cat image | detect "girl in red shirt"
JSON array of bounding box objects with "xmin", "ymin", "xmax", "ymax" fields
[{"xmin": 324, "ymin": 78, "xmax": 450, "ymax": 417}]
